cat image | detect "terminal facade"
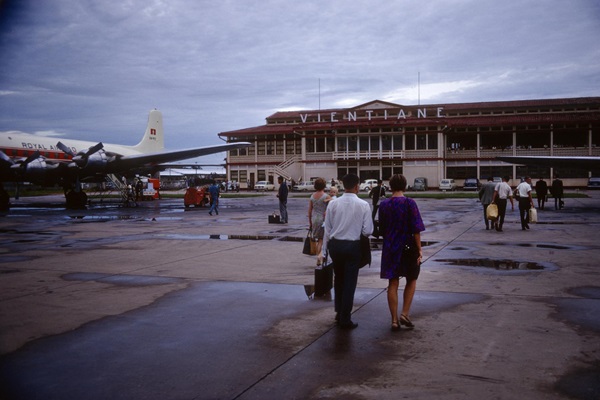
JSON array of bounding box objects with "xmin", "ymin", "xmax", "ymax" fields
[{"xmin": 218, "ymin": 97, "xmax": 600, "ymax": 189}]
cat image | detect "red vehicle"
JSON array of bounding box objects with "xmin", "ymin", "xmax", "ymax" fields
[{"xmin": 184, "ymin": 186, "xmax": 210, "ymax": 207}]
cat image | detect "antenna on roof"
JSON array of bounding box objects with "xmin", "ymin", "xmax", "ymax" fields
[
  {"xmin": 318, "ymin": 78, "xmax": 321, "ymax": 110},
  {"xmin": 418, "ymin": 72, "xmax": 421, "ymax": 105}
]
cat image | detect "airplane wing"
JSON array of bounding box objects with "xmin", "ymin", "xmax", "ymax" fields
[
  {"xmin": 106, "ymin": 142, "xmax": 251, "ymax": 172},
  {"xmin": 496, "ymin": 156, "xmax": 600, "ymax": 170}
]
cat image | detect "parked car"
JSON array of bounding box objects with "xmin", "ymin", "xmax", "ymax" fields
[
  {"xmin": 439, "ymin": 178, "xmax": 457, "ymax": 191},
  {"xmin": 293, "ymin": 181, "xmax": 315, "ymax": 191},
  {"xmin": 412, "ymin": 177, "xmax": 428, "ymax": 191},
  {"xmin": 254, "ymin": 181, "xmax": 275, "ymax": 191},
  {"xmin": 463, "ymin": 178, "xmax": 480, "ymax": 190},
  {"xmin": 359, "ymin": 179, "xmax": 379, "ymax": 192},
  {"xmin": 587, "ymin": 177, "xmax": 600, "ymax": 189}
]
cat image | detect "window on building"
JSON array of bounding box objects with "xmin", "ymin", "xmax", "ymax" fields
[
  {"xmin": 447, "ymin": 167, "xmax": 477, "ymax": 179},
  {"xmin": 554, "ymin": 126, "xmax": 588, "ymax": 148},
  {"xmin": 337, "ymin": 137, "xmax": 347, "ymax": 152},
  {"xmin": 370, "ymin": 136, "xmax": 380, "ymax": 151},
  {"xmin": 257, "ymin": 142, "xmax": 265, "ymax": 155},
  {"xmin": 230, "ymin": 171, "xmax": 239, "ymax": 181},
  {"xmin": 359, "ymin": 136, "xmax": 369, "ymax": 152},
  {"xmin": 247, "ymin": 142, "xmax": 256, "ymax": 156},
  {"xmin": 306, "ymin": 138, "xmax": 315, "ymax": 153},
  {"xmin": 382, "ymin": 167, "xmax": 392, "ymax": 180},
  {"xmin": 428, "ymin": 133, "xmax": 438, "ymax": 150},
  {"xmin": 276, "ymin": 141, "xmax": 283, "ymax": 155},
  {"xmin": 257, "ymin": 170, "xmax": 266, "ymax": 181},
  {"xmin": 348, "ymin": 137, "xmax": 358, "ymax": 151},
  {"xmin": 516, "ymin": 166, "xmax": 551, "ymax": 179},
  {"xmin": 382, "ymin": 135, "xmax": 392, "ymax": 151},
  {"xmin": 515, "ymin": 127, "xmax": 550, "ymax": 149},
  {"xmin": 239, "ymin": 170, "xmax": 247, "ymax": 183},
  {"xmin": 326, "ymin": 137, "xmax": 335, "ymax": 152},
  {"xmin": 416, "ymin": 134, "xmax": 427, "ymax": 150},
  {"xmin": 405, "ymin": 135, "xmax": 415, "ymax": 150},
  {"xmin": 480, "ymin": 166, "xmax": 513, "ymax": 180},
  {"xmin": 266, "ymin": 142, "xmax": 274, "ymax": 155},
  {"xmin": 479, "ymin": 132, "xmax": 511, "ymax": 151},
  {"xmin": 316, "ymin": 137, "xmax": 325, "ymax": 152},
  {"xmin": 393, "ymin": 135, "xmax": 403, "ymax": 151}
]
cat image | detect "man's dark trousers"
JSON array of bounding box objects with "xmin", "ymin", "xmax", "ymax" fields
[{"xmin": 328, "ymin": 238, "xmax": 361, "ymax": 325}]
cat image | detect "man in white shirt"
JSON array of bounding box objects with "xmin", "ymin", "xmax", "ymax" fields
[
  {"xmin": 516, "ymin": 176, "xmax": 535, "ymax": 230},
  {"xmin": 492, "ymin": 176, "xmax": 514, "ymax": 232},
  {"xmin": 324, "ymin": 174, "xmax": 373, "ymax": 329}
]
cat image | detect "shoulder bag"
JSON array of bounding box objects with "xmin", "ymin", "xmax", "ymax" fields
[{"xmin": 402, "ymin": 235, "xmax": 420, "ymax": 268}]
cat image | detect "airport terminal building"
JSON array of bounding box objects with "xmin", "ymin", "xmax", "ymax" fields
[{"xmin": 218, "ymin": 97, "xmax": 600, "ymax": 189}]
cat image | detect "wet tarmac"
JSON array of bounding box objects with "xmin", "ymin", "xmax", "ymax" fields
[{"xmin": 1, "ymin": 191, "xmax": 600, "ymax": 399}]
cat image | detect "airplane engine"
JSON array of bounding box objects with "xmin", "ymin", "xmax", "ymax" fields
[
  {"xmin": 77, "ymin": 150, "xmax": 108, "ymax": 172},
  {"xmin": 11, "ymin": 157, "xmax": 48, "ymax": 181}
]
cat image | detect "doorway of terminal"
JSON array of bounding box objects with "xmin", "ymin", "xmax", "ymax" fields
[{"xmin": 359, "ymin": 169, "xmax": 380, "ymax": 181}]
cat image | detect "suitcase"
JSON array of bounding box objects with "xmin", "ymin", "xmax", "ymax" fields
[
  {"xmin": 314, "ymin": 264, "xmax": 333, "ymax": 297},
  {"xmin": 268, "ymin": 213, "xmax": 280, "ymax": 223}
]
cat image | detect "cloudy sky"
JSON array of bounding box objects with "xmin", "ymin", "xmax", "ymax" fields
[{"xmin": 1, "ymin": 0, "xmax": 599, "ymax": 164}]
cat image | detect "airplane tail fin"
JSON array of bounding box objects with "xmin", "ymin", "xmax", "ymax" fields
[{"xmin": 131, "ymin": 109, "xmax": 165, "ymax": 153}]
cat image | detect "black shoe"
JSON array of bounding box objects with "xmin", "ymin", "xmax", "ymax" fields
[
  {"xmin": 209, "ymin": 212, "xmax": 212, "ymax": 216},
  {"xmin": 339, "ymin": 321, "xmax": 358, "ymax": 330},
  {"xmin": 400, "ymin": 314, "xmax": 415, "ymax": 329}
]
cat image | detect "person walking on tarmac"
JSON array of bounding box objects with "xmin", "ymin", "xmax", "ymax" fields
[
  {"xmin": 323, "ymin": 173, "xmax": 373, "ymax": 330},
  {"xmin": 516, "ymin": 176, "xmax": 535, "ymax": 230},
  {"xmin": 208, "ymin": 181, "xmax": 220, "ymax": 216},
  {"xmin": 277, "ymin": 176, "xmax": 288, "ymax": 224},
  {"xmin": 492, "ymin": 176, "xmax": 514, "ymax": 232},
  {"xmin": 478, "ymin": 177, "xmax": 496, "ymax": 230}
]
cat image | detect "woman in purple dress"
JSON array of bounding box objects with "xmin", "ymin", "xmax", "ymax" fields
[{"xmin": 378, "ymin": 174, "xmax": 425, "ymax": 331}]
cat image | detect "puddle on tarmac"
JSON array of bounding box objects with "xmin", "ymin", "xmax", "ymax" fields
[
  {"xmin": 435, "ymin": 258, "xmax": 549, "ymax": 271},
  {"xmin": 62, "ymin": 272, "xmax": 182, "ymax": 286},
  {"xmin": 157, "ymin": 233, "xmax": 304, "ymax": 242},
  {"xmin": 488, "ymin": 242, "xmax": 579, "ymax": 250}
]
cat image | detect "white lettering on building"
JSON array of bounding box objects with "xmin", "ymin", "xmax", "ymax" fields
[{"xmin": 298, "ymin": 107, "xmax": 444, "ymax": 124}]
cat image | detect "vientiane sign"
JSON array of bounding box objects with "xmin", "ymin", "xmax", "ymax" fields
[{"xmin": 299, "ymin": 107, "xmax": 445, "ymax": 124}]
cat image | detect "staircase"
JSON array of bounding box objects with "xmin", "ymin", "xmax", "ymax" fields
[
  {"xmin": 271, "ymin": 156, "xmax": 300, "ymax": 182},
  {"xmin": 105, "ymin": 174, "xmax": 130, "ymax": 204}
]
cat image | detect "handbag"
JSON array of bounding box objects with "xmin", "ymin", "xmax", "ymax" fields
[
  {"xmin": 486, "ymin": 203, "xmax": 499, "ymax": 221},
  {"xmin": 402, "ymin": 235, "xmax": 420, "ymax": 267},
  {"xmin": 303, "ymin": 230, "xmax": 318, "ymax": 255},
  {"xmin": 359, "ymin": 235, "xmax": 371, "ymax": 268},
  {"xmin": 529, "ymin": 207, "xmax": 538, "ymax": 223}
]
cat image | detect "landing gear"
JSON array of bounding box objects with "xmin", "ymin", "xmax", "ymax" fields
[{"xmin": 65, "ymin": 190, "xmax": 88, "ymax": 209}]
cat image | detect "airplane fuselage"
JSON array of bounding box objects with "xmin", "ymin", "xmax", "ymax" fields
[{"xmin": 0, "ymin": 110, "xmax": 251, "ymax": 209}]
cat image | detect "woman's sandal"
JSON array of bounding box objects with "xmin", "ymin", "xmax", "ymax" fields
[
  {"xmin": 391, "ymin": 321, "xmax": 400, "ymax": 331},
  {"xmin": 400, "ymin": 314, "xmax": 415, "ymax": 329}
]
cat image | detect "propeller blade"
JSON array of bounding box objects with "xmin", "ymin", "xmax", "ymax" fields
[
  {"xmin": 57, "ymin": 142, "xmax": 76, "ymax": 157},
  {"xmin": 85, "ymin": 142, "xmax": 104, "ymax": 156},
  {"xmin": 0, "ymin": 150, "xmax": 15, "ymax": 165},
  {"xmin": 23, "ymin": 151, "xmax": 41, "ymax": 165}
]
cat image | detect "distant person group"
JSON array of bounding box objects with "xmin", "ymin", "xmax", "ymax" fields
[{"xmin": 478, "ymin": 175, "xmax": 564, "ymax": 232}]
